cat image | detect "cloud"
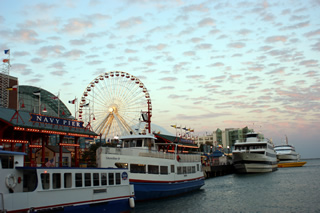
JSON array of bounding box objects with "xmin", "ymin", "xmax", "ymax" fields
[
  {"xmin": 265, "ymin": 36, "xmax": 287, "ymax": 43},
  {"xmin": 304, "ymin": 29, "xmax": 320, "ymax": 37},
  {"xmin": 182, "ymin": 3, "xmax": 209, "ymax": 13},
  {"xmin": 198, "ymin": 18, "xmax": 215, "ymax": 27},
  {"xmin": 228, "ymin": 42, "xmax": 245, "ymax": 48},
  {"xmin": 266, "ymin": 67, "xmax": 286, "ymax": 75},
  {"xmin": 168, "ymin": 94, "xmax": 188, "ymax": 99},
  {"xmin": 183, "ymin": 51, "xmax": 196, "ymax": 56},
  {"xmin": 12, "ymin": 29, "xmax": 43, "ymax": 44},
  {"xmin": 50, "ymin": 70, "xmax": 68, "ymax": 76},
  {"xmin": 125, "ymin": 49, "xmax": 138, "ymax": 53},
  {"xmin": 48, "ymin": 62, "xmax": 65, "ymax": 69},
  {"xmin": 62, "ymin": 18, "xmax": 93, "ymax": 34},
  {"xmin": 63, "ymin": 49, "xmax": 86, "ymax": 59},
  {"xmin": 116, "ymin": 17, "xmax": 143, "ymax": 29},
  {"xmin": 70, "ymin": 39, "xmax": 91, "ymax": 45},
  {"xmin": 159, "ymin": 86, "xmax": 175, "ymax": 90},
  {"xmin": 11, "ymin": 64, "xmax": 33, "ymax": 75},
  {"xmin": 37, "ymin": 45, "xmax": 65, "ymax": 58},
  {"xmin": 31, "ymin": 58, "xmax": 45, "ymax": 64},
  {"xmin": 159, "ymin": 77, "xmax": 178, "ymax": 81},
  {"xmin": 299, "ymin": 60, "xmax": 318, "ymax": 67},
  {"xmin": 145, "ymin": 43, "xmax": 167, "ymax": 51},
  {"xmin": 195, "ymin": 43, "xmax": 212, "ymax": 50},
  {"xmin": 186, "ymin": 75, "xmax": 204, "ymax": 79}
]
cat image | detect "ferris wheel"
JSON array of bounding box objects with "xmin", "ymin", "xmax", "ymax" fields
[{"xmin": 78, "ymin": 71, "xmax": 152, "ymax": 140}]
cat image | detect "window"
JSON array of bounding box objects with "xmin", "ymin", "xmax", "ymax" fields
[
  {"xmin": 115, "ymin": 162, "xmax": 128, "ymax": 168},
  {"xmin": 136, "ymin": 140, "xmax": 143, "ymax": 147},
  {"xmin": 52, "ymin": 173, "xmax": 61, "ymax": 189},
  {"xmin": 1, "ymin": 155, "xmax": 14, "ymax": 168},
  {"xmin": 85, "ymin": 173, "xmax": 91, "ymax": 187},
  {"xmin": 148, "ymin": 165, "xmax": 159, "ymax": 174},
  {"xmin": 64, "ymin": 173, "xmax": 72, "ymax": 188},
  {"xmin": 177, "ymin": 167, "xmax": 182, "ymax": 174},
  {"xmin": 192, "ymin": 166, "xmax": 195, "ymax": 173},
  {"xmin": 197, "ymin": 164, "xmax": 200, "ymax": 171},
  {"xmin": 160, "ymin": 166, "xmax": 168, "ymax": 175},
  {"xmin": 93, "ymin": 173, "xmax": 100, "ymax": 186},
  {"xmin": 75, "ymin": 173, "xmax": 82, "ymax": 187},
  {"xmin": 171, "ymin": 165, "xmax": 175, "ymax": 173},
  {"xmin": 109, "ymin": 173, "xmax": 114, "ymax": 185},
  {"xmin": 130, "ymin": 164, "xmax": 146, "ymax": 173},
  {"xmin": 183, "ymin": 167, "xmax": 187, "ymax": 174},
  {"xmin": 101, "ymin": 173, "xmax": 107, "ymax": 185},
  {"xmin": 115, "ymin": 173, "xmax": 121, "ymax": 185},
  {"xmin": 187, "ymin": 166, "xmax": 192, "ymax": 174},
  {"xmin": 41, "ymin": 173, "xmax": 50, "ymax": 190}
]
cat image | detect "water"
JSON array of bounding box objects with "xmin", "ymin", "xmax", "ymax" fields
[{"xmin": 134, "ymin": 159, "xmax": 320, "ymax": 213}]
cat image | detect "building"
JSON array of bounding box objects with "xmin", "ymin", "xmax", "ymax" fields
[
  {"xmin": 0, "ymin": 74, "xmax": 98, "ymax": 167},
  {"xmin": 196, "ymin": 127, "xmax": 253, "ymax": 151}
]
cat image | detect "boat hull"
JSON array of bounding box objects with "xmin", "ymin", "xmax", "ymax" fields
[
  {"xmin": 233, "ymin": 153, "xmax": 278, "ymax": 173},
  {"xmin": 131, "ymin": 177, "xmax": 205, "ymax": 201},
  {"xmin": 278, "ymin": 161, "xmax": 306, "ymax": 168}
]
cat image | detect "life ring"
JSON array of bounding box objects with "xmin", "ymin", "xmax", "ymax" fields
[{"xmin": 5, "ymin": 174, "xmax": 17, "ymax": 190}]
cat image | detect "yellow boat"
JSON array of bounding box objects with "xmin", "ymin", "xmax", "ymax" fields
[
  {"xmin": 277, "ymin": 161, "xmax": 307, "ymax": 168},
  {"xmin": 275, "ymin": 135, "xmax": 306, "ymax": 168}
]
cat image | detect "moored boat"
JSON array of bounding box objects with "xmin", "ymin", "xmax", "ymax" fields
[
  {"xmin": 274, "ymin": 136, "xmax": 306, "ymax": 168},
  {"xmin": 96, "ymin": 133, "xmax": 205, "ymax": 201},
  {"xmin": 0, "ymin": 147, "xmax": 135, "ymax": 213},
  {"xmin": 232, "ymin": 132, "xmax": 278, "ymax": 173}
]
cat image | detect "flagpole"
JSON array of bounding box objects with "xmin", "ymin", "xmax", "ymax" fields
[
  {"xmin": 75, "ymin": 97, "xmax": 77, "ymax": 119},
  {"xmin": 58, "ymin": 92, "xmax": 60, "ymax": 117},
  {"xmin": 39, "ymin": 93, "xmax": 41, "ymax": 114}
]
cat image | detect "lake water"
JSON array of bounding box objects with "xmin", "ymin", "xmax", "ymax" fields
[{"xmin": 134, "ymin": 159, "xmax": 320, "ymax": 213}]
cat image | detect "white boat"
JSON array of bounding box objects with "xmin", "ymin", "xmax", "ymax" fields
[
  {"xmin": 232, "ymin": 132, "xmax": 278, "ymax": 173},
  {"xmin": 96, "ymin": 133, "xmax": 205, "ymax": 201},
  {"xmin": 0, "ymin": 147, "xmax": 135, "ymax": 213},
  {"xmin": 274, "ymin": 136, "xmax": 306, "ymax": 168}
]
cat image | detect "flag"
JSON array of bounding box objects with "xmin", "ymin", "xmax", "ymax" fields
[
  {"xmin": 182, "ymin": 127, "xmax": 188, "ymax": 131},
  {"xmin": 3, "ymin": 59, "xmax": 9, "ymax": 63},
  {"xmin": 51, "ymin": 96, "xmax": 59, "ymax": 100},
  {"xmin": 6, "ymin": 85, "xmax": 18, "ymax": 91},
  {"xmin": 176, "ymin": 126, "xmax": 181, "ymax": 129},
  {"xmin": 33, "ymin": 91, "xmax": 41, "ymax": 96},
  {"xmin": 171, "ymin": 125, "xmax": 176, "ymax": 128},
  {"xmin": 4, "ymin": 49, "xmax": 10, "ymax": 54},
  {"xmin": 82, "ymin": 102, "xmax": 89, "ymax": 107},
  {"xmin": 68, "ymin": 98, "xmax": 77, "ymax": 104}
]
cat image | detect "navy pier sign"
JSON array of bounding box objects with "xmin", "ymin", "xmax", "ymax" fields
[{"xmin": 30, "ymin": 113, "xmax": 84, "ymax": 128}]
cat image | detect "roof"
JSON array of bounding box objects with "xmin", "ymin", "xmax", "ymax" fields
[
  {"xmin": 35, "ymin": 145, "xmax": 71, "ymax": 153},
  {"xmin": 0, "ymin": 107, "xmax": 98, "ymax": 137},
  {"xmin": 0, "ymin": 149, "xmax": 27, "ymax": 155},
  {"xmin": 154, "ymin": 133, "xmax": 198, "ymax": 148}
]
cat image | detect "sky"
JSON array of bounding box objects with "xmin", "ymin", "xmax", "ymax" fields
[{"xmin": 1, "ymin": 0, "xmax": 320, "ymax": 158}]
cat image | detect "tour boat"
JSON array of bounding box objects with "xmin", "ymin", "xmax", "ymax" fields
[
  {"xmin": 0, "ymin": 147, "xmax": 135, "ymax": 213},
  {"xmin": 274, "ymin": 136, "xmax": 306, "ymax": 168},
  {"xmin": 96, "ymin": 133, "xmax": 205, "ymax": 201},
  {"xmin": 232, "ymin": 132, "xmax": 278, "ymax": 173}
]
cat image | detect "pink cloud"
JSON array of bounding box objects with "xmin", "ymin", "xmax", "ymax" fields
[{"xmin": 265, "ymin": 36, "xmax": 287, "ymax": 43}]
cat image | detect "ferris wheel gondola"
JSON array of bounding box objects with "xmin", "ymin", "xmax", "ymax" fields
[{"xmin": 79, "ymin": 71, "xmax": 152, "ymax": 140}]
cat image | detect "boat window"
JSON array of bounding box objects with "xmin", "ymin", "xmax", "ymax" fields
[
  {"xmin": 85, "ymin": 173, "xmax": 91, "ymax": 187},
  {"xmin": 115, "ymin": 162, "xmax": 128, "ymax": 168},
  {"xmin": 41, "ymin": 173, "xmax": 50, "ymax": 190},
  {"xmin": 160, "ymin": 166, "xmax": 168, "ymax": 175},
  {"xmin": 136, "ymin": 140, "xmax": 143, "ymax": 147},
  {"xmin": 183, "ymin": 167, "xmax": 187, "ymax": 174},
  {"xmin": 23, "ymin": 170, "xmax": 37, "ymax": 192},
  {"xmin": 148, "ymin": 165, "xmax": 159, "ymax": 174},
  {"xmin": 109, "ymin": 173, "xmax": 114, "ymax": 185},
  {"xmin": 52, "ymin": 173, "xmax": 61, "ymax": 189},
  {"xmin": 171, "ymin": 165, "xmax": 175, "ymax": 173},
  {"xmin": 75, "ymin": 173, "xmax": 82, "ymax": 187},
  {"xmin": 192, "ymin": 166, "xmax": 196, "ymax": 173},
  {"xmin": 130, "ymin": 164, "xmax": 146, "ymax": 173},
  {"xmin": 101, "ymin": 173, "xmax": 107, "ymax": 185},
  {"xmin": 116, "ymin": 173, "xmax": 121, "ymax": 185},
  {"xmin": 1, "ymin": 155, "xmax": 13, "ymax": 168},
  {"xmin": 93, "ymin": 173, "xmax": 100, "ymax": 186},
  {"xmin": 177, "ymin": 167, "xmax": 182, "ymax": 174},
  {"xmin": 187, "ymin": 166, "xmax": 192, "ymax": 174},
  {"xmin": 197, "ymin": 164, "xmax": 199, "ymax": 171},
  {"xmin": 64, "ymin": 173, "xmax": 72, "ymax": 188}
]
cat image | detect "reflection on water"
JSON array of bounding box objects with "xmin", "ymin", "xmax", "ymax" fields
[{"xmin": 134, "ymin": 159, "xmax": 320, "ymax": 213}]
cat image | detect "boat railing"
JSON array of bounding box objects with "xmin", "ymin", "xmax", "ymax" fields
[
  {"xmin": 100, "ymin": 147, "xmax": 201, "ymax": 162},
  {"xmin": 0, "ymin": 192, "xmax": 4, "ymax": 212}
]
